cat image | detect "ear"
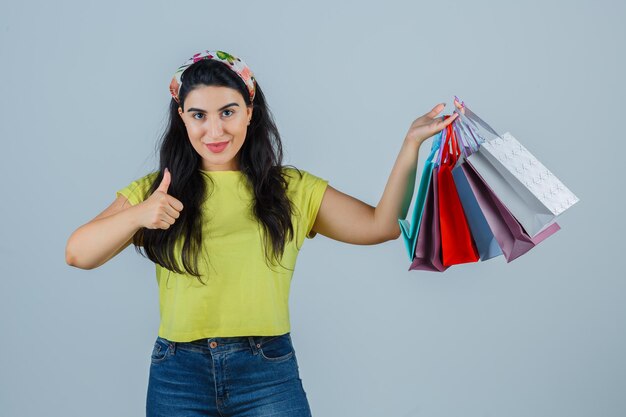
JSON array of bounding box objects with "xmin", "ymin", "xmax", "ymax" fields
[
  {"xmin": 178, "ymin": 107, "xmax": 183, "ymax": 118},
  {"xmin": 247, "ymin": 105, "xmax": 253, "ymax": 124}
]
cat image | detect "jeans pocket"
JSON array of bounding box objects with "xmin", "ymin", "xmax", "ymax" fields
[
  {"xmin": 258, "ymin": 333, "xmax": 295, "ymax": 363},
  {"xmin": 151, "ymin": 337, "xmax": 171, "ymax": 364}
]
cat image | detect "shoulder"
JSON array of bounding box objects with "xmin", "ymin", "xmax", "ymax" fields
[
  {"xmin": 126, "ymin": 171, "xmax": 160, "ymax": 191},
  {"xmin": 116, "ymin": 170, "xmax": 160, "ymax": 206},
  {"xmin": 281, "ymin": 166, "xmax": 328, "ymax": 189},
  {"xmin": 280, "ymin": 166, "xmax": 329, "ymax": 240},
  {"xmin": 136, "ymin": 171, "xmax": 160, "ymax": 183},
  {"xmin": 280, "ymin": 166, "xmax": 329, "ymax": 208}
]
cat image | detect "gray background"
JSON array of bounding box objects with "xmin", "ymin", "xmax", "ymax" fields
[{"xmin": 1, "ymin": 0, "xmax": 624, "ymax": 416}]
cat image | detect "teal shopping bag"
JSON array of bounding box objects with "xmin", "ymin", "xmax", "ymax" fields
[{"xmin": 398, "ymin": 132, "xmax": 442, "ymax": 261}]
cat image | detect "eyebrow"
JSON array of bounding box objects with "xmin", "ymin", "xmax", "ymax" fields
[{"xmin": 187, "ymin": 103, "xmax": 240, "ymax": 113}]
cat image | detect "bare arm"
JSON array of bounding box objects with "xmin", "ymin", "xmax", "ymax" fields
[
  {"xmin": 66, "ymin": 169, "xmax": 183, "ymax": 270},
  {"xmin": 65, "ymin": 195, "xmax": 143, "ymax": 270},
  {"xmin": 373, "ymin": 137, "xmax": 422, "ymax": 240},
  {"xmin": 310, "ymin": 138, "xmax": 420, "ymax": 245},
  {"xmin": 310, "ymin": 103, "xmax": 458, "ymax": 245}
]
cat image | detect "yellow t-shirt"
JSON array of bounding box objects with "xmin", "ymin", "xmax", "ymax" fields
[{"xmin": 115, "ymin": 167, "xmax": 329, "ymax": 342}]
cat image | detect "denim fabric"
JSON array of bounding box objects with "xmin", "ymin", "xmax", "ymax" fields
[{"xmin": 146, "ymin": 332, "xmax": 313, "ymax": 417}]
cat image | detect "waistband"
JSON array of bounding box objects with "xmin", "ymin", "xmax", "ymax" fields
[{"xmin": 156, "ymin": 332, "xmax": 291, "ymax": 355}]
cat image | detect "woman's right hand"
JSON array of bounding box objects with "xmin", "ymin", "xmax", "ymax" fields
[{"xmin": 138, "ymin": 168, "xmax": 184, "ymax": 230}]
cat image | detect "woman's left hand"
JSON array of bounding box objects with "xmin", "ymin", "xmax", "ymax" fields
[{"xmin": 404, "ymin": 102, "xmax": 459, "ymax": 146}]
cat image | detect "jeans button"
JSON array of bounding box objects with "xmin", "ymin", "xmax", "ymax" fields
[{"xmin": 209, "ymin": 341, "xmax": 218, "ymax": 348}]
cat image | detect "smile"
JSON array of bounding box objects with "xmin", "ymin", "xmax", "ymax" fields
[{"xmin": 205, "ymin": 141, "xmax": 230, "ymax": 153}]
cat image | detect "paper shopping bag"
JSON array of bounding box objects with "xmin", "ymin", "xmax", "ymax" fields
[
  {"xmin": 461, "ymin": 161, "xmax": 561, "ymax": 262},
  {"xmin": 452, "ymin": 163, "xmax": 503, "ymax": 261},
  {"xmin": 473, "ymin": 132, "xmax": 579, "ymax": 236},
  {"xmin": 398, "ymin": 134, "xmax": 442, "ymax": 261},
  {"xmin": 437, "ymin": 123, "xmax": 479, "ymax": 266},
  {"xmin": 409, "ymin": 166, "xmax": 448, "ymax": 272},
  {"xmin": 454, "ymin": 104, "xmax": 579, "ymax": 237}
]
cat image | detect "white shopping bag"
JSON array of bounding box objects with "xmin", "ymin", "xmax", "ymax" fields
[
  {"xmin": 482, "ymin": 132, "xmax": 578, "ymax": 214},
  {"xmin": 467, "ymin": 132, "xmax": 578, "ymax": 237},
  {"xmin": 456, "ymin": 106, "xmax": 579, "ymax": 237}
]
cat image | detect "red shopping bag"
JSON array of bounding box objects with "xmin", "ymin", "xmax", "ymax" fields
[{"xmin": 437, "ymin": 121, "xmax": 480, "ymax": 266}]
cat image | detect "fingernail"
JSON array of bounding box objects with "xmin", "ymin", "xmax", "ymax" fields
[
  {"xmin": 454, "ymin": 95, "xmax": 460, "ymax": 102},
  {"xmin": 461, "ymin": 101, "xmax": 465, "ymax": 108}
]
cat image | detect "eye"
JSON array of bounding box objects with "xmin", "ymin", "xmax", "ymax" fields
[{"xmin": 191, "ymin": 110, "xmax": 233, "ymax": 120}]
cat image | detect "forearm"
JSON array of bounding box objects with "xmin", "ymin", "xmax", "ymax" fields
[
  {"xmin": 373, "ymin": 136, "xmax": 422, "ymax": 240},
  {"xmin": 66, "ymin": 205, "xmax": 143, "ymax": 270}
]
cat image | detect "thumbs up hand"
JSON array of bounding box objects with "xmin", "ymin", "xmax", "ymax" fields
[
  {"xmin": 138, "ymin": 167, "xmax": 184, "ymax": 230},
  {"xmin": 156, "ymin": 167, "xmax": 172, "ymax": 194}
]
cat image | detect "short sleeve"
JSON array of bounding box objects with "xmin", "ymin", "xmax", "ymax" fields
[
  {"xmin": 116, "ymin": 172, "xmax": 159, "ymax": 206},
  {"xmin": 299, "ymin": 170, "xmax": 329, "ymax": 239}
]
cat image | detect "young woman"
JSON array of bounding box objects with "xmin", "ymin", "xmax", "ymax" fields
[{"xmin": 65, "ymin": 49, "xmax": 459, "ymax": 417}]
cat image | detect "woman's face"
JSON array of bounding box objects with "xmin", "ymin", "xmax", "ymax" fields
[{"xmin": 178, "ymin": 85, "xmax": 253, "ymax": 172}]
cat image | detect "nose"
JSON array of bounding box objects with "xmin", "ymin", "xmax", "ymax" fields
[{"xmin": 205, "ymin": 115, "xmax": 224, "ymax": 138}]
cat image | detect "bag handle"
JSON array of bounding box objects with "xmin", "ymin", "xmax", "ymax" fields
[
  {"xmin": 450, "ymin": 123, "xmax": 467, "ymax": 160},
  {"xmin": 440, "ymin": 121, "xmax": 459, "ymax": 166},
  {"xmin": 440, "ymin": 117, "xmax": 451, "ymax": 165},
  {"xmin": 452, "ymin": 117, "xmax": 478, "ymax": 156},
  {"xmin": 434, "ymin": 123, "xmax": 447, "ymax": 166},
  {"xmin": 425, "ymin": 134, "xmax": 442, "ymax": 165},
  {"xmin": 452, "ymin": 102, "xmax": 502, "ymax": 143},
  {"xmin": 456, "ymin": 116, "xmax": 483, "ymax": 150}
]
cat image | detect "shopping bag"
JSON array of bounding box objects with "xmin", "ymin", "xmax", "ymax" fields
[
  {"xmin": 461, "ymin": 161, "xmax": 561, "ymax": 262},
  {"xmin": 452, "ymin": 163, "xmax": 503, "ymax": 261},
  {"xmin": 449, "ymin": 115, "xmax": 502, "ymax": 261},
  {"xmin": 409, "ymin": 165, "xmax": 448, "ymax": 272},
  {"xmin": 398, "ymin": 134, "xmax": 442, "ymax": 261},
  {"xmin": 437, "ymin": 122, "xmax": 480, "ymax": 266},
  {"xmin": 455, "ymin": 105, "xmax": 579, "ymax": 237},
  {"xmin": 475, "ymin": 132, "xmax": 579, "ymax": 236}
]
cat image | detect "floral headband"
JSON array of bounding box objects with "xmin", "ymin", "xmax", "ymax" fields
[{"xmin": 168, "ymin": 50, "xmax": 256, "ymax": 104}]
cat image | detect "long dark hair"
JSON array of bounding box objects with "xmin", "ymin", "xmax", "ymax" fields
[{"xmin": 131, "ymin": 58, "xmax": 304, "ymax": 284}]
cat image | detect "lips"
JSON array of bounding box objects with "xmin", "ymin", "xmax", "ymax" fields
[{"xmin": 205, "ymin": 141, "xmax": 230, "ymax": 153}]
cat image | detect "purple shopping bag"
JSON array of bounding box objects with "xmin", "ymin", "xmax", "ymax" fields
[
  {"xmin": 461, "ymin": 162, "xmax": 560, "ymax": 262},
  {"xmin": 410, "ymin": 167, "xmax": 448, "ymax": 272}
]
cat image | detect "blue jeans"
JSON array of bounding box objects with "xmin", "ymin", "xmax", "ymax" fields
[{"xmin": 146, "ymin": 332, "xmax": 313, "ymax": 417}]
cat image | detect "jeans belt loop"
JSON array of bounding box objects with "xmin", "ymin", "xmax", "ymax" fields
[{"xmin": 248, "ymin": 336, "xmax": 260, "ymax": 355}]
